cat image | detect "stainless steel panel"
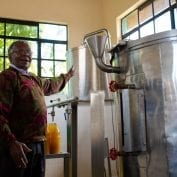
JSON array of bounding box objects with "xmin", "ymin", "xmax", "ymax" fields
[
  {"xmin": 159, "ymin": 41, "xmax": 177, "ymax": 177},
  {"xmin": 67, "ymin": 45, "xmax": 111, "ymax": 100},
  {"xmin": 122, "ymin": 89, "xmax": 146, "ymax": 152},
  {"xmin": 90, "ymin": 91, "xmax": 105, "ymax": 177}
]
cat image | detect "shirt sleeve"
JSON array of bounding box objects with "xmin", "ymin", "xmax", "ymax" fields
[
  {"xmin": 41, "ymin": 74, "xmax": 66, "ymax": 96},
  {"xmin": 0, "ymin": 71, "xmax": 17, "ymax": 146}
]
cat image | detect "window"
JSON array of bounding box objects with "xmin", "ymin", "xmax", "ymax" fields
[
  {"xmin": 121, "ymin": 0, "xmax": 177, "ymax": 40},
  {"xmin": 122, "ymin": 10, "xmax": 138, "ymax": 35},
  {"xmin": 0, "ymin": 18, "xmax": 68, "ymax": 78},
  {"xmin": 140, "ymin": 21, "xmax": 154, "ymax": 37},
  {"xmin": 154, "ymin": 0, "xmax": 169, "ymax": 15},
  {"xmin": 139, "ymin": 3, "xmax": 153, "ymax": 24},
  {"xmin": 154, "ymin": 11, "xmax": 171, "ymax": 33}
]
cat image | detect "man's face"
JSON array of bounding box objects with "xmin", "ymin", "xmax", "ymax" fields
[{"xmin": 9, "ymin": 42, "xmax": 32, "ymax": 70}]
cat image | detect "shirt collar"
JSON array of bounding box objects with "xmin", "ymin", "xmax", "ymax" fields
[{"xmin": 10, "ymin": 64, "xmax": 30, "ymax": 76}]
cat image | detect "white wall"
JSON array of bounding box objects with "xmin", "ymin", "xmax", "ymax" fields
[
  {"xmin": 0, "ymin": 0, "xmax": 142, "ymax": 47},
  {"xmin": 0, "ymin": 0, "xmax": 103, "ymax": 48}
]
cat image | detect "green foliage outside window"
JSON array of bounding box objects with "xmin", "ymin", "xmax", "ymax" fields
[{"xmin": 6, "ymin": 23, "xmax": 37, "ymax": 38}]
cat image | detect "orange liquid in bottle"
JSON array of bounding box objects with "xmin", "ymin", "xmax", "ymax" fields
[
  {"xmin": 48, "ymin": 123, "xmax": 61, "ymax": 154},
  {"xmin": 44, "ymin": 126, "xmax": 50, "ymax": 154}
]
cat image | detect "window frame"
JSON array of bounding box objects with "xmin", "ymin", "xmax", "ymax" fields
[
  {"xmin": 0, "ymin": 18, "xmax": 68, "ymax": 78},
  {"xmin": 121, "ymin": 0, "xmax": 177, "ymax": 40}
]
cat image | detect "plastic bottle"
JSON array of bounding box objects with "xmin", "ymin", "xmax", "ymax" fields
[
  {"xmin": 48, "ymin": 122, "xmax": 61, "ymax": 154},
  {"xmin": 44, "ymin": 126, "xmax": 50, "ymax": 154}
]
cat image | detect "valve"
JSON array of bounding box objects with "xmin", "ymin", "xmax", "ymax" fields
[
  {"xmin": 109, "ymin": 80, "xmax": 135, "ymax": 92},
  {"xmin": 109, "ymin": 148, "xmax": 119, "ymax": 160}
]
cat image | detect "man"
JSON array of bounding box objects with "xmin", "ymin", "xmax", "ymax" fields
[{"xmin": 0, "ymin": 40, "xmax": 74, "ymax": 177}]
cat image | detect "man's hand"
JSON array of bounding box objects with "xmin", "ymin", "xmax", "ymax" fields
[
  {"xmin": 9, "ymin": 140, "xmax": 32, "ymax": 168},
  {"xmin": 64, "ymin": 65, "xmax": 75, "ymax": 82}
]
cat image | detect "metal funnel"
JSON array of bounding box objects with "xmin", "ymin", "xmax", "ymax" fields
[
  {"xmin": 85, "ymin": 35, "xmax": 107, "ymax": 59},
  {"xmin": 84, "ymin": 28, "xmax": 126, "ymax": 74}
]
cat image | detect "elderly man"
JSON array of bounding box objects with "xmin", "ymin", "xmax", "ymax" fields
[{"xmin": 0, "ymin": 40, "xmax": 74, "ymax": 177}]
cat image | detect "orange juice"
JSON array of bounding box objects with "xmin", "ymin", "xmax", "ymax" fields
[
  {"xmin": 46, "ymin": 123, "xmax": 61, "ymax": 154},
  {"xmin": 44, "ymin": 126, "xmax": 50, "ymax": 154}
]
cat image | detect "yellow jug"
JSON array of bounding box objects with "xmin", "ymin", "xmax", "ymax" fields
[
  {"xmin": 45, "ymin": 126, "xmax": 50, "ymax": 154},
  {"xmin": 45, "ymin": 122, "xmax": 61, "ymax": 154}
]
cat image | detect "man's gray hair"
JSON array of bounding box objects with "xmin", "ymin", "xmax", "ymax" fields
[{"xmin": 8, "ymin": 40, "xmax": 30, "ymax": 57}]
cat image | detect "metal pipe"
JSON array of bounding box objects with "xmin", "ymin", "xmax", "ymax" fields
[
  {"xmin": 94, "ymin": 57, "xmax": 125, "ymax": 73},
  {"xmin": 47, "ymin": 97, "xmax": 79, "ymax": 108}
]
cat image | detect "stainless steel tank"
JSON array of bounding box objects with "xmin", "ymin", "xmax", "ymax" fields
[
  {"xmin": 122, "ymin": 30, "xmax": 177, "ymax": 177},
  {"xmin": 66, "ymin": 45, "xmax": 111, "ymax": 100},
  {"xmin": 85, "ymin": 29, "xmax": 177, "ymax": 177}
]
